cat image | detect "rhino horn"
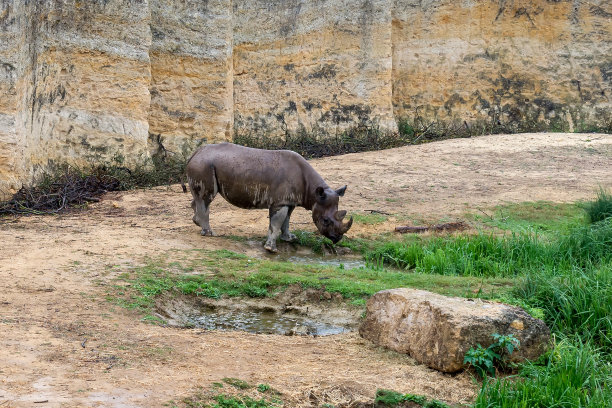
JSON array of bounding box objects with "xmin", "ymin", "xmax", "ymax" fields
[
  {"xmin": 335, "ymin": 210, "xmax": 347, "ymax": 221},
  {"xmin": 342, "ymin": 216, "xmax": 353, "ymax": 233}
]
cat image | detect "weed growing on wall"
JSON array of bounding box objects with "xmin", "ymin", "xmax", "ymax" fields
[
  {"xmin": 235, "ymin": 112, "xmax": 610, "ymax": 160},
  {"xmin": 234, "ymin": 123, "xmax": 416, "ymax": 158}
]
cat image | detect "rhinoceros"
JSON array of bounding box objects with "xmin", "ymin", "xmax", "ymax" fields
[{"xmin": 186, "ymin": 143, "xmax": 353, "ymax": 252}]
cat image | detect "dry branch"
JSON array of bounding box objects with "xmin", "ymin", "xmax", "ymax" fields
[{"xmin": 0, "ymin": 167, "xmax": 121, "ymax": 216}]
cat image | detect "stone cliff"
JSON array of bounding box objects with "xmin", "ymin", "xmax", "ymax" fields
[{"xmin": 1, "ymin": 0, "xmax": 610, "ymax": 195}]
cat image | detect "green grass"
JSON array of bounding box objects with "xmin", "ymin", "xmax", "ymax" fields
[
  {"xmin": 513, "ymin": 265, "xmax": 611, "ymax": 352},
  {"xmin": 351, "ymin": 212, "xmax": 389, "ymax": 225},
  {"xmin": 374, "ymin": 389, "xmax": 450, "ymax": 408},
  {"xmin": 167, "ymin": 379, "xmax": 282, "ymax": 408},
  {"xmin": 293, "ymin": 230, "xmax": 372, "ymax": 254},
  {"xmin": 473, "ymin": 338, "xmax": 610, "ymax": 408},
  {"xmin": 210, "ymin": 395, "xmax": 279, "ymax": 408},
  {"xmin": 472, "ymin": 202, "xmax": 585, "ymax": 236},
  {"xmin": 356, "ymin": 198, "xmax": 611, "ymax": 407},
  {"xmin": 113, "ymin": 196, "xmax": 611, "ymax": 407},
  {"xmin": 179, "ymin": 394, "xmax": 280, "ymax": 408},
  {"xmin": 366, "ymin": 233, "xmax": 545, "ymax": 277},
  {"xmin": 222, "ymin": 378, "xmax": 252, "ymax": 390},
  {"xmin": 109, "ymin": 248, "xmax": 513, "ymax": 314},
  {"xmin": 466, "ymin": 197, "xmax": 612, "ymax": 407},
  {"xmin": 168, "ymin": 380, "xmax": 282, "ymax": 408},
  {"xmin": 366, "ymin": 218, "xmax": 612, "ymax": 278},
  {"xmin": 584, "ymin": 188, "xmax": 612, "ymax": 224}
]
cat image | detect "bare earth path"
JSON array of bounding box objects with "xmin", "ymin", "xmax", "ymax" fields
[{"xmin": 1, "ymin": 133, "xmax": 611, "ymax": 407}]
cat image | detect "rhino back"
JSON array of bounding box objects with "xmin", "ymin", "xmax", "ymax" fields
[{"xmin": 187, "ymin": 143, "xmax": 314, "ymax": 209}]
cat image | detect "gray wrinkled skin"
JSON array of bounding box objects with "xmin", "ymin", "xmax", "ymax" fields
[{"xmin": 186, "ymin": 143, "xmax": 353, "ymax": 252}]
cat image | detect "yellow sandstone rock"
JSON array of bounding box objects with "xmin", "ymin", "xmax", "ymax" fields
[{"xmin": 0, "ymin": 0, "xmax": 610, "ymax": 197}]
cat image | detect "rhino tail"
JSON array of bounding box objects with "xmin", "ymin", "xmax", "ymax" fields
[{"xmin": 180, "ymin": 175, "xmax": 187, "ymax": 193}]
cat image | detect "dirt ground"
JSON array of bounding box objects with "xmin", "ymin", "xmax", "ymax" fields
[{"xmin": 1, "ymin": 133, "xmax": 611, "ymax": 407}]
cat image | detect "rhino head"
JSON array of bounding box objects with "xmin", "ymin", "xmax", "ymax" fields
[{"xmin": 312, "ymin": 185, "xmax": 353, "ymax": 244}]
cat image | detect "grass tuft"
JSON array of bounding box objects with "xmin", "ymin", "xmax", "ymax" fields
[
  {"xmin": 374, "ymin": 389, "xmax": 448, "ymax": 407},
  {"xmin": 584, "ymin": 188, "xmax": 612, "ymax": 224},
  {"xmin": 513, "ymin": 266, "xmax": 611, "ymax": 351},
  {"xmin": 474, "ymin": 338, "xmax": 611, "ymax": 408},
  {"xmin": 222, "ymin": 378, "xmax": 252, "ymax": 390}
]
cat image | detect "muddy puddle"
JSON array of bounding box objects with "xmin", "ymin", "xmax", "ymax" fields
[
  {"xmin": 267, "ymin": 253, "xmax": 366, "ymax": 269},
  {"xmin": 244, "ymin": 239, "xmax": 367, "ymax": 269},
  {"xmin": 181, "ymin": 306, "xmax": 349, "ymax": 336},
  {"xmin": 157, "ymin": 290, "xmax": 361, "ymax": 336}
]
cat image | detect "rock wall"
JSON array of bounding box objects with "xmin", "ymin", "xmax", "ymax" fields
[
  {"xmin": 1, "ymin": 0, "xmax": 152, "ymax": 194},
  {"xmin": 149, "ymin": 0, "xmax": 233, "ymax": 155},
  {"xmin": 0, "ymin": 0, "xmax": 23, "ymax": 194},
  {"xmin": 0, "ymin": 0, "xmax": 610, "ymax": 195},
  {"xmin": 392, "ymin": 0, "xmax": 612, "ymax": 132},
  {"xmin": 233, "ymin": 0, "xmax": 396, "ymax": 138}
]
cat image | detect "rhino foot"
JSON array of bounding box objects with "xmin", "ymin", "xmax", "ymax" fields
[
  {"xmin": 264, "ymin": 241, "xmax": 278, "ymax": 253},
  {"xmin": 280, "ymin": 232, "xmax": 297, "ymax": 243},
  {"xmin": 200, "ymin": 228, "xmax": 215, "ymax": 237}
]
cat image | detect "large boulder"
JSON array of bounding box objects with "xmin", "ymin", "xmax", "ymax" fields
[{"xmin": 359, "ymin": 288, "xmax": 550, "ymax": 373}]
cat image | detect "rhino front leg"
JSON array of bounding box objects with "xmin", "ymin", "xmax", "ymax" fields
[
  {"xmin": 189, "ymin": 179, "xmax": 216, "ymax": 237},
  {"xmin": 264, "ymin": 206, "xmax": 289, "ymax": 253},
  {"xmin": 280, "ymin": 206, "xmax": 297, "ymax": 242},
  {"xmin": 192, "ymin": 196, "xmax": 214, "ymax": 236}
]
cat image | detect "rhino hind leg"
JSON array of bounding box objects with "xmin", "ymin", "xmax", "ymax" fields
[
  {"xmin": 280, "ymin": 206, "xmax": 297, "ymax": 242},
  {"xmin": 264, "ymin": 206, "xmax": 290, "ymax": 253}
]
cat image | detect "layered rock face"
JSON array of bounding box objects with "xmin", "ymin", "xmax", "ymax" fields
[
  {"xmin": 233, "ymin": 0, "xmax": 396, "ymax": 137},
  {"xmin": 0, "ymin": 0, "xmax": 610, "ymax": 195},
  {"xmin": 0, "ymin": 0, "xmax": 23, "ymax": 194},
  {"xmin": 149, "ymin": 0, "xmax": 233, "ymax": 155},
  {"xmin": 392, "ymin": 0, "xmax": 612, "ymax": 132},
  {"xmin": 1, "ymin": 0, "xmax": 152, "ymax": 194}
]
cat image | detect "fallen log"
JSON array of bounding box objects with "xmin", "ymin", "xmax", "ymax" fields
[
  {"xmin": 395, "ymin": 221, "xmax": 468, "ymax": 234},
  {"xmin": 395, "ymin": 225, "xmax": 429, "ymax": 233}
]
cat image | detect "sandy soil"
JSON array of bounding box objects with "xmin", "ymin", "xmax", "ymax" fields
[{"xmin": 0, "ymin": 133, "xmax": 610, "ymax": 407}]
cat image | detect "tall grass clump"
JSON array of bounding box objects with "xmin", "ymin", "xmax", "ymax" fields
[
  {"xmin": 555, "ymin": 218, "xmax": 612, "ymax": 268},
  {"xmin": 366, "ymin": 233, "xmax": 549, "ymax": 277},
  {"xmin": 470, "ymin": 199, "xmax": 612, "ymax": 407},
  {"xmin": 583, "ymin": 188, "xmax": 612, "ymax": 223},
  {"xmin": 473, "ymin": 338, "xmax": 611, "ymax": 408},
  {"xmin": 367, "ymin": 218, "xmax": 612, "ymax": 278},
  {"xmin": 514, "ymin": 265, "xmax": 611, "ymax": 352}
]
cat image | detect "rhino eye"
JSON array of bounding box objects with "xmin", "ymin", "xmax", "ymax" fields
[{"xmin": 322, "ymin": 217, "xmax": 331, "ymax": 226}]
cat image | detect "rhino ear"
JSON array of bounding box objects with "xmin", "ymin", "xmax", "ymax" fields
[
  {"xmin": 335, "ymin": 185, "xmax": 347, "ymax": 197},
  {"xmin": 315, "ymin": 186, "xmax": 327, "ymax": 203}
]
